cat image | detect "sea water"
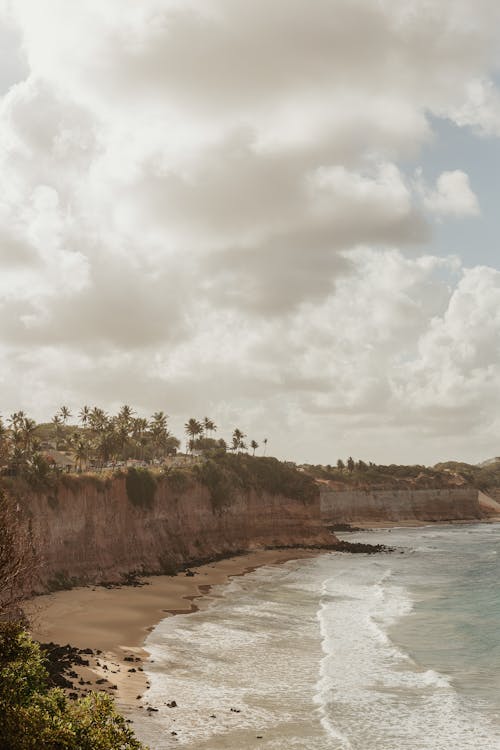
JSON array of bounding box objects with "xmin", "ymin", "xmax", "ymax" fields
[{"xmin": 135, "ymin": 524, "xmax": 500, "ymax": 749}]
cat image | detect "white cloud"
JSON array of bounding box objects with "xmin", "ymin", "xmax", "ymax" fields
[
  {"xmin": 421, "ymin": 170, "xmax": 480, "ymax": 217},
  {"xmin": 1, "ymin": 0, "xmax": 500, "ymax": 464},
  {"xmin": 446, "ymin": 77, "xmax": 500, "ymax": 136}
]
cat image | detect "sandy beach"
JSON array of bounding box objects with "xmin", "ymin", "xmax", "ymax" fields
[{"xmin": 25, "ymin": 549, "xmax": 319, "ymax": 712}]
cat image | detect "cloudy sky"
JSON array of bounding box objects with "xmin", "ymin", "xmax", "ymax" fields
[{"xmin": 1, "ymin": 0, "xmax": 500, "ymax": 465}]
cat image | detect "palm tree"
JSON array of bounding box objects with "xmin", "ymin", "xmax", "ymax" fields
[
  {"xmin": 185, "ymin": 418, "xmax": 202, "ymax": 453},
  {"xmin": 59, "ymin": 406, "xmax": 71, "ymax": 425},
  {"xmin": 115, "ymin": 420, "xmax": 130, "ymax": 459},
  {"xmin": 203, "ymin": 417, "xmax": 217, "ymax": 437},
  {"xmin": 73, "ymin": 439, "xmax": 89, "ymax": 472},
  {"xmin": 52, "ymin": 414, "xmax": 63, "ymax": 449},
  {"xmin": 151, "ymin": 411, "xmax": 168, "ymax": 432},
  {"xmin": 132, "ymin": 417, "xmax": 149, "ymax": 460},
  {"xmin": 250, "ymin": 439, "xmax": 259, "ymax": 456},
  {"xmin": 118, "ymin": 404, "xmax": 135, "ymax": 427},
  {"xmin": 95, "ymin": 426, "xmax": 119, "ymax": 468},
  {"xmin": 8, "ymin": 411, "xmax": 25, "ymax": 430},
  {"xmin": 79, "ymin": 405, "xmax": 91, "ymax": 428},
  {"xmin": 231, "ymin": 428, "xmax": 246, "ymax": 453},
  {"xmin": 89, "ymin": 407, "xmax": 108, "ymax": 431},
  {"xmin": 21, "ymin": 418, "xmax": 37, "ymax": 454},
  {"xmin": 263, "ymin": 438, "xmax": 268, "ymax": 456},
  {"xmin": 150, "ymin": 412, "xmax": 170, "ymax": 461}
]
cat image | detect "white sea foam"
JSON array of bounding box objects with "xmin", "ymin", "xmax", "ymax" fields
[
  {"xmin": 312, "ymin": 552, "xmax": 500, "ymax": 749},
  {"xmin": 133, "ymin": 531, "xmax": 500, "ymax": 750},
  {"xmin": 137, "ymin": 562, "xmax": 330, "ymax": 748}
]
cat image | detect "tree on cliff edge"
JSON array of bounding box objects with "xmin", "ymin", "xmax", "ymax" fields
[{"xmin": 0, "ymin": 489, "xmax": 36, "ymax": 618}]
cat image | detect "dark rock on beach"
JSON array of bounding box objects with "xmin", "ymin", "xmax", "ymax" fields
[
  {"xmin": 39, "ymin": 641, "xmax": 92, "ymax": 691},
  {"xmin": 330, "ymin": 539, "xmax": 393, "ymax": 554}
]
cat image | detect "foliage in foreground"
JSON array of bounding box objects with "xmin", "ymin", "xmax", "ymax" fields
[{"xmin": 0, "ymin": 622, "xmax": 146, "ymax": 750}]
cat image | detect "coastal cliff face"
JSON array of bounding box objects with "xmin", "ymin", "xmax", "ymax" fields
[
  {"xmin": 22, "ymin": 474, "xmax": 333, "ymax": 588},
  {"xmin": 320, "ymin": 485, "xmax": 491, "ymax": 524}
]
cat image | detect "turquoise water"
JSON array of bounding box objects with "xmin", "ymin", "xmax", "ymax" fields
[
  {"xmin": 384, "ymin": 524, "xmax": 500, "ymax": 705},
  {"xmin": 136, "ymin": 524, "xmax": 500, "ymax": 749}
]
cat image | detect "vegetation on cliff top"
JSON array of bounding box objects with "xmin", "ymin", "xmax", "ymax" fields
[
  {"xmin": 0, "ymin": 406, "xmax": 266, "ymax": 490},
  {"xmin": 193, "ymin": 453, "xmax": 318, "ymax": 509},
  {"xmin": 302, "ymin": 458, "xmax": 485, "ymax": 490},
  {"xmin": 119, "ymin": 454, "xmax": 318, "ymax": 511}
]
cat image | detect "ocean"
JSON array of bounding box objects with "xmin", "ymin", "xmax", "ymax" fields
[{"xmin": 135, "ymin": 524, "xmax": 500, "ymax": 749}]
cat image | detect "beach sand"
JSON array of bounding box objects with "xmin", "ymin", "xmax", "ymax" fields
[{"xmin": 25, "ymin": 549, "xmax": 318, "ymax": 712}]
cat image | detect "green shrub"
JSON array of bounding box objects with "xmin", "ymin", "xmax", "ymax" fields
[
  {"xmin": 163, "ymin": 468, "xmax": 193, "ymax": 495},
  {"xmin": 194, "ymin": 454, "xmax": 318, "ymax": 509},
  {"xmin": 0, "ymin": 622, "xmax": 146, "ymax": 749},
  {"xmin": 194, "ymin": 459, "xmax": 236, "ymax": 511},
  {"xmin": 125, "ymin": 468, "xmax": 156, "ymax": 508}
]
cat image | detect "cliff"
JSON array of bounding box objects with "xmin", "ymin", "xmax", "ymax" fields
[
  {"xmin": 320, "ymin": 485, "xmax": 498, "ymax": 524},
  {"xmin": 17, "ymin": 465, "xmax": 333, "ymax": 589}
]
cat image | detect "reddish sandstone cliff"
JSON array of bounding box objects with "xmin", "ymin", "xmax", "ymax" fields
[{"xmin": 21, "ymin": 474, "xmax": 333, "ymax": 588}]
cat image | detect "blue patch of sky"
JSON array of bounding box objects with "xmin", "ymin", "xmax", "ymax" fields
[
  {"xmin": 0, "ymin": 21, "xmax": 28, "ymax": 95},
  {"xmin": 401, "ymin": 116, "xmax": 500, "ymax": 271}
]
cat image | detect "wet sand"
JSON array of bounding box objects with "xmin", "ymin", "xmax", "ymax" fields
[{"xmin": 25, "ymin": 549, "xmax": 318, "ymax": 711}]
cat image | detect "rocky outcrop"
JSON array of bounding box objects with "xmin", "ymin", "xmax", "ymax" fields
[
  {"xmin": 320, "ymin": 486, "xmax": 493, "ymax": 524},
  {"xmin": 21, "ymin": 474, "xmax": 333, "ymax": 588}
]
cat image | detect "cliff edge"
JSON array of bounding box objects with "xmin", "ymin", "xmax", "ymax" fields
[{"xmin": 12, "ymin": 456, "xmax": 334, "ymax": 589}]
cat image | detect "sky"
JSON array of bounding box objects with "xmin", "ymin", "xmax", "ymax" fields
[{"xmin": 1, "ymin": 0, "xmax": 500, "ymax": 466}]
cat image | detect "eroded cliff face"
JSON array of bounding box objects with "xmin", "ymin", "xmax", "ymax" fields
[
  {"xmin": 23, "ymin": 475, "xmax": 333, "ymax": 588},
  {"xmin": 320, "ymin": 486, "xmax": 491, "ymax": 524}
]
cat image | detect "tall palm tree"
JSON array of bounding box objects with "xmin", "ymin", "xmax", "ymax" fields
[
  {"xmin": 203, "ymin": 417, "xmax": 217, "ymax": 437},
  {"xmin": 231, "ymin": 428, "xmax": 246, "ymax": 453},
  {"xmin": 59, "ymin": 406, "xmax": 71, "ymax": 424},
  {"xmin": 89, "ymin": 407, "xmax": 108, "ymax": 432},
  {"xmin": 132, "ymin": 417, "xmax": 149, "ymax": 460},
  {"xmin": 8, "ymin": 411, "xmax": 25, "ymax": 430},
  {"xmin": 250, "ymin": 439, "xmax": 259, "ymax": 456},
  {"xmin": 151, "ymin": 411, "xmax": 168, "ymax": 432},
  {"xmin": 52, "ymin": 414, "xmax": 63, "ymax": 450},
  {"xmin": 115, "ymin": 421, "xmax": 130, "ymax": 459},
  {"xmin": 263, "ymin": 438, "xmax": 268, "ymax": 456},
  {"xmin": 185, "ymin": 418, "xmax": 202, "ymax": 453},
  {"xmin": 150, "ymin": 411, "xmax": 170, "ymax": 461},
  {"xmin": 118, "ymin": 404, "xmax": 135, "ymax": 428},
  {"xmin": 21, "ymin": 418, "xmax": 37, "ymax": 454},
  {"xmin": 79, "ymin": 405, "xmax": 91, "ymax": 428},
  {"xmin": 73, "ymin": 439, "xmax": 89, "ymax": 472}
]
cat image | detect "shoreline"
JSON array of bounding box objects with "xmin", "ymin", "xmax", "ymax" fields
[
  {"xmin": 25, "ymin": 518, "xmax": 500, "ymax": 711},
  {"xmin": 25, "ymin": 548, "xmax": 319, "ymax": 712},
  {"xmin": 351, "ymin": 516, "xmax": 500, "ymax": 529}
]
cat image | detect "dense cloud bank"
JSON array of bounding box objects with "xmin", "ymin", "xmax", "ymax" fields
[{"xmin": 1, "ymin": 0, "xmax": 500, "ymax": 464}]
